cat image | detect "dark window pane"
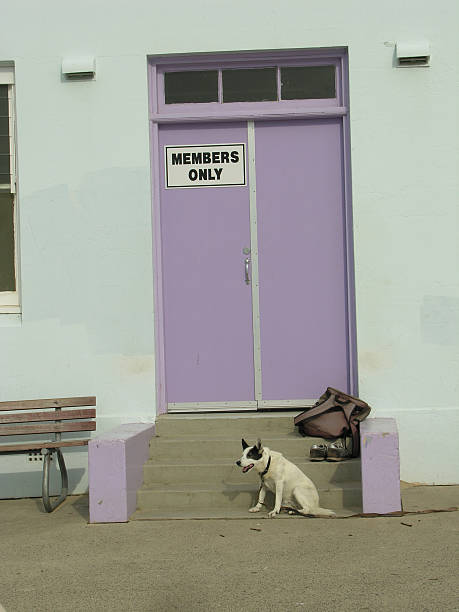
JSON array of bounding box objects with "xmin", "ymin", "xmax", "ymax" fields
[
  {"xmin": 222, "ymin": 68, "xmax": 277, "ymax": 103},
  {"xmin": 0, "ymin": 155, "xmax": 10, "ymax": 175},
  {"xmin": 0, "ymin": 117, "xmax": 9, "ymax": 136},
  {"xmin": 0, "ymin": 173, "xmax": 10, "ymax": 185},
  {"xmin": 165, "ymin": 71, "xmax": 218, "ymax": 104},
  {"xmin": 0, "ymin": 98, "xmax": 8, "ymax": 116},
  {"xmin": 281, "ymin": 66, "xmax": 336, "ymax": 100},
  {"xmin": 0, "ymin": 85, "xmax": 8, "ymax": 98},
  {"xmin": 0, "ymin": 136, "xmax": 9, "ymax": 155},
  {"xmin": 0, "ymin": 193, "xmax": 16, "ymax": 291}
]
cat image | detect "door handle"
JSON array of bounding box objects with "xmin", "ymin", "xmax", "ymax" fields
[{"xmin": 244, "ymin": 258, "xmax": 251, "ymax": 285}]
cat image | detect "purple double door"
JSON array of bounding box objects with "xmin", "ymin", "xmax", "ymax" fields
[{"xmin": 159, "ymin": 118, "xmax": 352, "ymax": 409}]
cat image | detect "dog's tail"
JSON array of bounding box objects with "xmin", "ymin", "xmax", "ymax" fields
[{"xmin": 311, "ymin": 507, "xmax": 336, "ymax": 518}]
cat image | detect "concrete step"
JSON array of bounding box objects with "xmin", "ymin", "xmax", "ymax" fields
[
  {"xmin": 136, "ymin": 412, "xmax": 362, "ymax": 520},
  {"xmin": 155, "ymin": 411, "xmax": 302, "ymax": 438},
  {"xmin": 142, "ymin": 457, "xmax": 361, "ymax": 487},
  {"xmin": 132, "ymin": 506, "xmax": 361, "ymax": 520},
  {"xmin": 136, "ymin": 481, "xmax": 362, "ymax": 512},
  {"xmin": 148, "ymin": 435, "xmax": 335, "ymax": 461}
]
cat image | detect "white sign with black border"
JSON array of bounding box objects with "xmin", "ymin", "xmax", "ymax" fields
[{"xmin": 165, "ymin": 143, "xmax": 246, "ymax": 188}]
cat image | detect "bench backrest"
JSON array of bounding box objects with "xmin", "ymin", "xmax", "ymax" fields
[{"xmin": 0, "ymin": 396, "xmax": 96, "ymax": 452}]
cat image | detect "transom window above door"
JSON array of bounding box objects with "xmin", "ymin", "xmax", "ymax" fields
[
  {"xmin": 163, "ymin": 65, "xmax": 336, "ymax": 105},
  {"xmin": 149, "ymin": 49, "xmax": 347, "ymax": 119}
]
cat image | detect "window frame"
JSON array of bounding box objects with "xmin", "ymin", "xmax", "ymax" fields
[
  {"xmin": 0, "ymin": 65, "xmax": 20, "ymax": 314},
  {"xmin": 152, "ymin": 51, "xmax": 344, "ymax": 117}
]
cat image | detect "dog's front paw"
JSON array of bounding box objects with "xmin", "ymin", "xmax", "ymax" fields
[
  {"xmin": 267, "ymin": 510, "xmax": 279, "ymax": 518},
  {"xmin": 249, "ymin": 505, "xmax": 261, "ymax": 513}
]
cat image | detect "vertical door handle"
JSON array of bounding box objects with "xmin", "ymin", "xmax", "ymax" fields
[{"xmin": 244, "ymin": 258, "xmax": 251, "ymax": 285}]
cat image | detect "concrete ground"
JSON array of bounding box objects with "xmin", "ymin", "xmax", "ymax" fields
[{"xmin": 0, "ymin": 486, "xmax": 458, "ymax": 612}]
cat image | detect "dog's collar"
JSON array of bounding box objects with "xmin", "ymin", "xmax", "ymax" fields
[{"xmin": 260, "ymin": 455, "xmax": 271, "ymax": 479}]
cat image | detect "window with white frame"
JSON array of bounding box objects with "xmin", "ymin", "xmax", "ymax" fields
[{"xmin": 0, "ymin": 65, "xmax": 19, "ymax": 313}]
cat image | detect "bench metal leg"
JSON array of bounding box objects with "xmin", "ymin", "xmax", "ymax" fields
[{"xmin": 41, "ymin": 448, "xmax": 69, "ymax": 512}]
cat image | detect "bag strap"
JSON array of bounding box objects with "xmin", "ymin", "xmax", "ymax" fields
[
  {"xmin": 293, "ymin": 392, "xmax": 338, "ymax": 426},
  {"xmin": 294, "ymin": 388, "xmax": 371, "ymax": 426},
  {"xmin": 340, "ymin": 401, "xmax": 371, "ymax": 457},
  {"xmin": 338, "ymin": 402, "xmax": 358, "ymax": 457},
  {"xmin": 328, "ymin": 387, "xmax": 370, "ymax": 411}
]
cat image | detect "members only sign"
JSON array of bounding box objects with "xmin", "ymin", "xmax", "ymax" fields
[{"xmin": 165, "ymin": 143, "xmax": 246, "ymax": 188}]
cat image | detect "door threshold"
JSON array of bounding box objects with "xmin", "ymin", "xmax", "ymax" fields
[
  {"xmin": 167, "ymin": 399, "xmax": 315, "ymax": 413},
  {"xmin": 167, "ymin": 402, "xmax": 256, "ymax": 413}
]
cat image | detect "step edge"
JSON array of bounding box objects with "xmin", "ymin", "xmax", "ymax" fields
[{"xmin": 137, "ymin": 480, "xmax": 362, "ymax": 493}]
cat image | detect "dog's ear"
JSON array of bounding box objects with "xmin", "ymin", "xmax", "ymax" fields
[
  {"xmin": 256, "ymin": 438, "xmax": 263, "ymax": 451},
  {"xmin": 242, "ymin": 438, "xmax": 249, "ymax": 450}
]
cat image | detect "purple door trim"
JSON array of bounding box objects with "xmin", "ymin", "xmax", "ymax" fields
[
  {"xmin": 150, "ymin": 120, "xmax": 168, "ymax": 415},
  {"xmin": 151, "ymin": 107, "xmax": 348, "ymax": 124},
  {"xmin": 148, "ymin": 48, "xmax": 358, "ymax": 414},
  {"xmin": 149, "ymin": 64, "xmax": 168, "ymax": 415},
  {"xmin": 341, "ymin": 57, "xmax": 358, "ymax": 395}
]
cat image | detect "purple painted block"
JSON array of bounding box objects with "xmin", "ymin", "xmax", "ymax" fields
[
  {"xmin": 360, "ymin": 418, "xmax": 401, "ymax": 514},
  {"xmin": 89, "ymin": 423, "xmax": 155, "ymax": 523}
]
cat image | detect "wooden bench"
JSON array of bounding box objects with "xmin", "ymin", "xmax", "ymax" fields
[{"xmin": 0, "ymin": 396, "xmax": 96, "ymax": 512}]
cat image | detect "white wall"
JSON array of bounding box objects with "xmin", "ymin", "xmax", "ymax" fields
[{"xmin": 0, "ymin": 0, "xmax": 458, "ymax": 494}]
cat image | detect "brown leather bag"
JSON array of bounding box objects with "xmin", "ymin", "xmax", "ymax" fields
[{"xmin": 294, "ymin": 387, "xmax": 371, "ymax": 458}]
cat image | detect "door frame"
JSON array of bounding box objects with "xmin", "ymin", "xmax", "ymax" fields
[{"xmin": 148, "ymin": 48, "xmax": 357, "ymax": 415}]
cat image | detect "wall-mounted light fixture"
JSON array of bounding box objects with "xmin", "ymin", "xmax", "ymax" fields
[
  {"xmin": 395, "ymin": 41, "xmax": 430, "ymax": 67},
  {"xmin": 62, "ymin": 57, "xmax": 96, "ymax": 80}
]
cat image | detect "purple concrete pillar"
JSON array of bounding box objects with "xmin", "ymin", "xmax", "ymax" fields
[
  {"xmin": 360, "ymin": 418, "xmax": 401, "ymax": 514},
  {"xmin": 89, "ymin": 423, "xmax": 155, "ymax": 523}
]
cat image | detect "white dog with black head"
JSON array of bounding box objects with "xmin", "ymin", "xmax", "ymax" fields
[{"xmin": 236, "ymin": 438, "xmax": 336, "ymax": 518}]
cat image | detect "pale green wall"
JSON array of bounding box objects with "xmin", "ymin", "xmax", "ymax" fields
[{"xmin": 0, "ymin": 0, "xmax": 458, "ymax": 492}]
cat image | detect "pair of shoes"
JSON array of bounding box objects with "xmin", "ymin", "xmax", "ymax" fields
[{"xmin": 309, "ymin": 441, "xmax": 352, "ymax": 461}]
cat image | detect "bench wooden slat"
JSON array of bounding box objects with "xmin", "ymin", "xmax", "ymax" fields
[
  {"xmin": 0, "ymin": 396, "xmax": 96, "ymax": 411},
  {"xmin": 0, "ymin": 421, "xmax": 96, "ymax": 436},
  {"xmin": 0, "ymin": 440, "xmax": 90, "ymax": 452},
  {"xmin": 0, "ymin": 408, "xmax": 96, "ymax": 425}
]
